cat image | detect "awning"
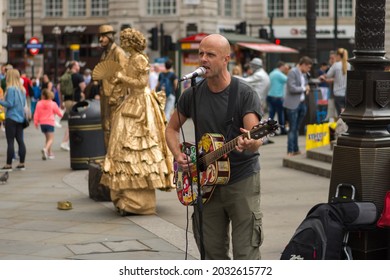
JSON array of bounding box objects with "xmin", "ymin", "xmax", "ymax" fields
[
  {"xmin": 221, "ymin": 32, "xmax": 269, "ymax": 44},
  {"xmin": 237, "ymin": 42, "xmax": 299, "ymax": 54}
]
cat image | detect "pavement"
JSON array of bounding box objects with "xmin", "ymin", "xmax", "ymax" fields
[{"xmin": 0, "ymin": 119, "xmax": 331, "ymax": 260}]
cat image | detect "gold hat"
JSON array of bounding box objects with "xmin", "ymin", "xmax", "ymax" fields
[
  {"xmin": 99, "ymin": 25, "xmax": 115, "ymax": 35},
  {"xmin": 57, "ymin": 201, "xmax": 73, "ymax": 210}
]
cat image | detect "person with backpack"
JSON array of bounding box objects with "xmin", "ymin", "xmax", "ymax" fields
[
  {"xmin": 59, "ymin": 61, "xmax": 86, "ymax": 151},
  {"xmin": 156, "ymin": 59, "xmax": 178, "ymax": 122}
]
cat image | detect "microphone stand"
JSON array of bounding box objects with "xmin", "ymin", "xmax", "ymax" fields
[{"xmin": 190, "ymin": 76, "xmax": 205, "ymax": 260}]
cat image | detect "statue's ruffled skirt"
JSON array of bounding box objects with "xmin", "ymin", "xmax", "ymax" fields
[{"xmin": 100, "ymin": 88, "xmax": 174, "ymax": 215}]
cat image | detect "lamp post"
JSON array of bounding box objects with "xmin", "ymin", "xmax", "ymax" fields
[
  {"xmin": 5, "ymin": 24, "xmax": 13, "ymax": 64},
  {"xmin": 329, "ymin": 0, "xmax": 390, "ymax": 259},
  {"xmin": 52, "ymin": 25, "xmax": 61, "ymax": 86}
]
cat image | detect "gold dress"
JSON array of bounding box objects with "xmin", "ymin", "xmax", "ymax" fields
[{"xmin": 100, "ymin": 52, "xmax": 174, "ymax": 215}]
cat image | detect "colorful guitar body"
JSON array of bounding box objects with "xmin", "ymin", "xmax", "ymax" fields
[
  {"xmin": 174, "ymin": 119, "xmax": 279, "ymax": 206},
  {"xmin": 174, "ymin": 134, "xmax": 229, "ymax": 206}
]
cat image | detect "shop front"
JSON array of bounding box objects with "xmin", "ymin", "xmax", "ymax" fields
[
  {"xmin": 42, "ymin": 25, "xmax": 102, "ymax": 83},
  {"xmin": 177, "ymin": 32, "xmax": 299, "ymax": 83}
]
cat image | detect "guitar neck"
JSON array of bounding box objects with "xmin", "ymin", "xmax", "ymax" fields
[
  {"xmin": 201, "ymin": 136, "xmax": 240, "ymax": 167},
  {"xmin": 199, "ymin": 122, "xmax": 276, "ymax": 168}
]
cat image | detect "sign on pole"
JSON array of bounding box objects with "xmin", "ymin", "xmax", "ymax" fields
[{"xmin": 26, "ymin": 37, "xmax": 42, "ymax": 56}]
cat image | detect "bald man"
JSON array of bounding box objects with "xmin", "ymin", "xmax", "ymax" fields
[{"xmin": 165, "ymin": 34, "xmax": 264, "ymax": 260}]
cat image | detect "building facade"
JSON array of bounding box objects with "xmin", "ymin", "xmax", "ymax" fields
[{"xmin": 1, "ymin": 0, "xmax": 389, "ymax": 82}]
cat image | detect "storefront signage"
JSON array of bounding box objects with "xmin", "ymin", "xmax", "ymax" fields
[
  {"xmin": 181, "ymin": 43, "xmax": 200, "ymax": 50},
  {"xmin": 272, "ymin": 25, "xmax": 355, "ymax": 39},
  {"xmin": 63, "ymin": 26, "xmax": 87, "ymax": 33}
]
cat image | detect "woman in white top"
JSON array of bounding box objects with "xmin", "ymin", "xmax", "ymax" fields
[{"xmin": 320, "ymin": 48, "xmax": 351, "ymax": 116}]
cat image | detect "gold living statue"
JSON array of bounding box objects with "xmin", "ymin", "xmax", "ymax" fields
[
  {"xmin": 97, "ymin": 24, "xmax": 128, "ymax": 148},
  {"xmin": 99, "ymin": 28, "xmax": 174, "ymax": 216}
]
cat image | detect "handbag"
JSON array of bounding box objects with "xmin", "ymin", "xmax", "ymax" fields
[{"xmin": 23, "ymin": 117, "xmax": 30, "ymax": 129}]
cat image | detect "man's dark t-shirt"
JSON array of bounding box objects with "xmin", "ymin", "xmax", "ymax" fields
[{"xmin": 177, "ymin": 78, "xmax": 262, "ymax": 184}]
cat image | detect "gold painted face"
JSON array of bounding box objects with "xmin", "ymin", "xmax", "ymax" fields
[{"xmin": 99, "ymin": 35, "xmax": 111, "ymax": 48}]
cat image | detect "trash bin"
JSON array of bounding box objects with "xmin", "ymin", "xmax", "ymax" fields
[{"xmin": 68, "ymin": 99, "xmax": 106, "ymax": 170}]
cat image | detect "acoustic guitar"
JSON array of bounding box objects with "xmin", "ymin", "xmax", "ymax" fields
[{"xmin": 174, "ymin": 119, "xmax": 279, "ymax": 206}]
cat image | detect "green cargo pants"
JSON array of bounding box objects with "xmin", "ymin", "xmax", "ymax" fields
[{"xmin": 192, "ymin": 172, "xmax": 263, "ymax": 260}]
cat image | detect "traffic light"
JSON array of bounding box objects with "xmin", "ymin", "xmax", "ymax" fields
[
  {"xmin": 259, "ymin": 28, "xmax": 268, "ymax": 39},
  {"xmin": 148, "ymin": 27, "xmax": 158, "ymax": 51},
  {"xmin": 235, "ymin": 21, "xmax": 247, "ymax": 35},
  {"xmin": 163, "ymin": 35, "xmax": 176, "ymax": 52},
  {"xmin": 274, "ymin": 38, "xmax": 281, "ymax": 45}
]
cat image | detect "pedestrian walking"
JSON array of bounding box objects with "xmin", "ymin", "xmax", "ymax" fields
[
  {"xmin": 34, "ymin": 88, "xmax": 63, "ymax": 160},
  {"xmin": 0, "ymin": 69, "xmax": 27, "ymax": 171}
]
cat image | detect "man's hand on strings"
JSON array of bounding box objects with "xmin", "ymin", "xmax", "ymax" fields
[{"xmin": 236, "ymin": 127, "xmax": 263, "ymax": 152}]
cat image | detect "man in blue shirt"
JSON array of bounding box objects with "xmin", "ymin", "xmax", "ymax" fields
[{"xmin": 267, "ymin": 61, "xmax": 288, "ymax": 135}]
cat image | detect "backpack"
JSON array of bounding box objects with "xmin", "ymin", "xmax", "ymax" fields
[
  {"xmin": 59, "ymin": 71, "xmax": 74, "ymax": 98},
  {"xmin": 158, "ymin": 72, "xmax": 175, "ymax": 96},
  {"xmin": 280, "ymin": 201, "xmax": 377, "ymax": 260}
]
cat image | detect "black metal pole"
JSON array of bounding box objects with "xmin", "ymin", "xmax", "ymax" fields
[
  {"xmin": 306, "ymin": 0, "xmax": 317, "ymax": 71},
  {"xmin": 269, "ymin": 14, "xmax": 274, "ymax": 40},
  {"xmin": 191, "ymin": 76, "xmax": 205, "ymax": 260},
  {"xmin": 54, "ymin": 35, "xmax": 58, "ymax": 85},
  {"xmin": 31, "ymin": 0, "xmax": 35, "ymax": 76},
  {"xmin": 329, "ymin": 0, "xmax": 390, "ymax": 259},
  {"xmin": 334, "ymin": 0, "xmax": 338, "ymax": 50},
  {"xmin": 7, "ymin": 33, "xmax": 10, "ymax": 64},
  {"xmin": 160, "ymin": 23, "xmax": 164, "ymax": 58}
]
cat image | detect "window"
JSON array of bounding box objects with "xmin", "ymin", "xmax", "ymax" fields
[
  {"xmin": 338, "ymin": 0, "xmax": 353, "ymax": 17},
  {"xmin": 218, "ymin": 0, "xmax": 222, "ymax": 16},
  {"xmin": 69, "ymin": 0, "xmax": 86, "ymax": 17},
  {"xmin": 288, "ymin": 0, "xmax": 306, "ymax": 17},
  {"xmin": 235, "ymin": 0, "xmax": 242, "ymax": 18},
  {"xmin": 147, "ymin": 0, "xmax": 176, "ymax": 15},
  {"xmin": 270, "ymin": 0, "xmax": 351, "ymax": 18},
  {"xmin": 45, "ymin": 0, "xmax": 63, "ymax": 17},
  {"xmin": 268, "ymin": 0, "xmax": 284, "ymax": 18},
  {"xmin": 217, "ymin": 0, "xmax": 243, "ymax": 17},
  {"xmin": 91, "ymin": 0, "xmax": 108, "ymax": 16},
  {"xmin": 8, "ymin": 0, "xmax": 25, "ymax": 18},
  {"xmin": 225, "ymin": 0, "xmax": 232, "ymax": 17},
  {"xmin": 317, "ymin": 0, "xmax": 329, "ymax": 17}
]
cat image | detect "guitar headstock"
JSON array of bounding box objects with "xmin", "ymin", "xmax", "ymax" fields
[{"xmin": 250, "ymin": 119, "xmax": 279, "ymax": 140}]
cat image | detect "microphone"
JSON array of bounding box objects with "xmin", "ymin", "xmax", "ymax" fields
[{"xmin": 179, "ymin": 67, "xmax": 206, "ymax": 82}]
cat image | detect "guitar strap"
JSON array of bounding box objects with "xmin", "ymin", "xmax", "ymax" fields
[{"xmin": 225, "ymin": 76, "xmax": 239, "ymax": 141}]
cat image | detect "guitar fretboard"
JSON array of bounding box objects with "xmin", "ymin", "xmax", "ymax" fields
[{"xmin": 198, "ymin": 121, "xmax": 277, "ymax": 167}]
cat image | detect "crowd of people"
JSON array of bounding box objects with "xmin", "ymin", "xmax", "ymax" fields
[
  {"xmin": 230, "ymin": 47, "xmax": 350, "ymax": 156},
  {"xmin": 0, "ymin": 58, "xmax": 98, "ymax": 170}
]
